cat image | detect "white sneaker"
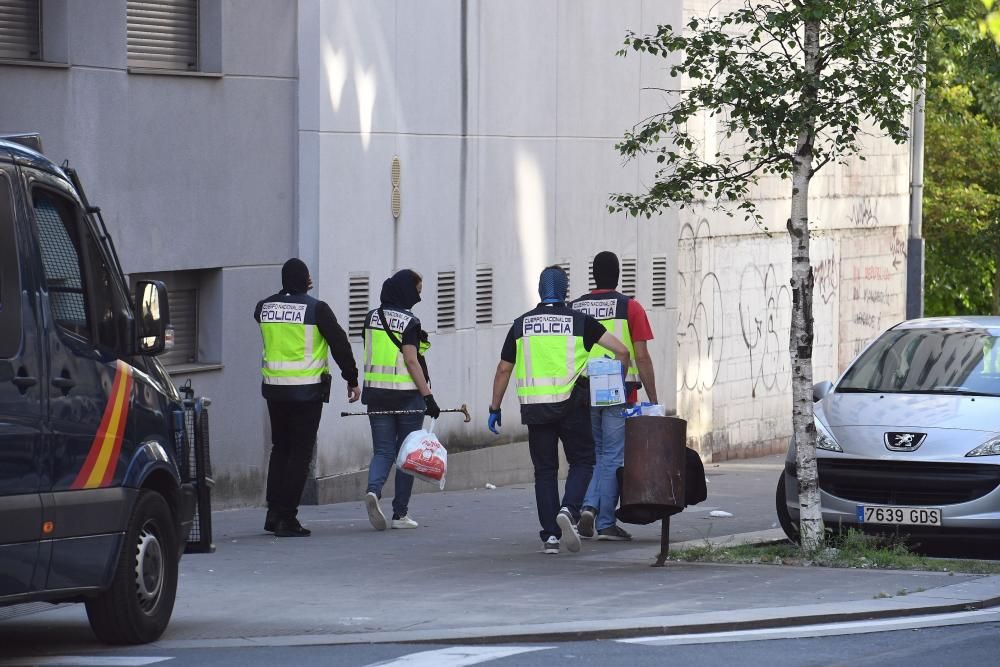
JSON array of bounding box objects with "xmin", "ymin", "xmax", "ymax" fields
[
  {"xmin": 542, "ymin": 536, "xmax": 560, "ymax": 554},
  {"xmin": 391, "ymin": 515, "xmax": 419, "ymax": 529},
  {"xmin": 365, "ymin": 491, "xmax": 387, "ymax": 531},
  {"xmin": 556, "ymin": 508, "xmax": 581, "ymax": 553}
]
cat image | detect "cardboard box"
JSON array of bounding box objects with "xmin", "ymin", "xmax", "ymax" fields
[{"xmin": 588, "ymin": 358, "xmax": 625, "ymax": 406}]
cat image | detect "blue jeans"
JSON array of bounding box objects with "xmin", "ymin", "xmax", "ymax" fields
[
  {"xmin": 584, "ymin": 404, "xmax": 627, "ymax": 530},
  {"xmin": 366, "ymin": 395, "xmax": 425, "ymax": 518}
]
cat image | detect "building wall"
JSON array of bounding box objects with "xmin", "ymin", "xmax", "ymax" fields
[
  {"xmin": 297, "ymin": 0, "xmax": 684, "ymax": 485},
  {"xmin": 0, "ymin": 0, "xmax": 298, "ymax": 504}
]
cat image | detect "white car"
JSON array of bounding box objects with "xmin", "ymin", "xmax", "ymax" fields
[{"xmin": 777, "ymin": 317, "xmax": 1000, "ymax": 544}]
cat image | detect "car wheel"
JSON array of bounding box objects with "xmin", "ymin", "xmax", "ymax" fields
[
  {"xmin": 775, "ymin": 473, "xmax": 800, "ymax": 544},
  {"xmin": 85, "ymin": 490, "xmax": 178, "ymax": 644}
]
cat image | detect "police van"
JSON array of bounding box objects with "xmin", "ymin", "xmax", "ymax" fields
[{"xmin": 0, "ymin": 135, "xmax": 212, "ymax": 644}]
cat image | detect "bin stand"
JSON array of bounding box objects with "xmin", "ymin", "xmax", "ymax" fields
[{"xmin": 653, "ymin": 516, "xmax": 671, "ymax": 567}]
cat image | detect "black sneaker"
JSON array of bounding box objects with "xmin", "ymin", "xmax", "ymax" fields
[
  {"xmin": 274, "ymin": 518, "xmax": 311, "ymax": 537},
  {"xmin": 264, "ymin": 510, "xmax": 278, "ymax": 533},
  {"xmin": 556, "ymin": 508, "xmax": 581, "ymax": 553},
  {"xmin": 542, "ymin": 536, "xmax": 560, "ymax": 554},
  {"xmin": 597, "ymin": 524, "xmax": 632, "ymax": 541},
  {"xmin": 578, "ymin": 507, "xmax": 596, "ymax": 539}
]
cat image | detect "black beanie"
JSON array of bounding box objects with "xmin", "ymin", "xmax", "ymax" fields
[
  {"xmin": 281, "ymin": 258, "xmax": 310, "ymax": 294},
  {"xmin": 593, "ymin": 251, "xmax": 619, "ymax": 289}
]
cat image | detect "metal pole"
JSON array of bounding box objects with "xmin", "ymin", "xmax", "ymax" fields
[{"xmin": 906, "ymin": 9, "xmax": 927, "ymax": 320}]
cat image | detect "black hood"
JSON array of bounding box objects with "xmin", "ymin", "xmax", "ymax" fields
[
  {"xmin": 380, "ymin": 269, "xmax": 421, "ymax": 310},
  {"xmin": 281, "ymin": 258, "xmax": 310, "ymax": 295}
]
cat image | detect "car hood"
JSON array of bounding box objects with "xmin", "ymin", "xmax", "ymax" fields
[
  {"xmin": 818, "ymin": 392, "xmax": 1000, "ymax": 461},
  {"xmin": 821, "ymin": 392, "xmax": 1000, "ymax": 431}
]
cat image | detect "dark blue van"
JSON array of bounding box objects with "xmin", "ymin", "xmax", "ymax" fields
[{"xmin": 0, "ymin": 135, "xmax": 211, "ymax": 644}]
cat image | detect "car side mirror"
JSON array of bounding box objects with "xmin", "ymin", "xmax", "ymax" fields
[
  {"xmin": 135, "ymin": 280, "xmax": 171, "ymax": 356},
  {"xmin": 812, "ymin": 380, "xmax": 833, "ymax": 402}
]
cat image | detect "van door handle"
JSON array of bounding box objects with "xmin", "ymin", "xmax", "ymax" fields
[
  {"xmin": 51, "ymin": 376, "xmax": 76, "ymax": 391},
  {"xmin": 11, "ymin": 375, "xmax": 37, "ymax": 391}
]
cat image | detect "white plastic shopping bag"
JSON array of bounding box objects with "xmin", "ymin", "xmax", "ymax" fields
[{"xmin": 396, "ymin": 419, "xmax": 448, "ymax": 490}]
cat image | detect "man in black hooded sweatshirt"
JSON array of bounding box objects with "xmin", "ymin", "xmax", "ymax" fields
[
  {"xmin": 361, "ymin": 269, "xmax": 441, "ymax": 531},
  {"xmin": 255, "ymin": 258, "xmax": 360, "ymax": 537}
]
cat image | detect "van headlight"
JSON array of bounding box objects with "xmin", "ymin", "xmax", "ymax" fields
[
  {"xmin": 966, "ymin": 436, "xmax": 1000, "ymax": 457},
  {"xmin": 816, "ymin": 422, "xmax": 843, "ymax": 452}
]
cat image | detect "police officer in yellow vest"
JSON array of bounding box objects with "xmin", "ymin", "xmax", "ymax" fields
[
  {"xmin": 255, "ymin": 258, "xmax": 360, "ymax": 537},
  {"xmin": 488, "ymin": 266, "xmax": 630, "ymax": 554},
  {"xmin": 572, "ymin": 251, "xmax": 659, "ymax": 541},
  {"xmin": 362, "ymin": 269, "xmax": 440, "ymax": 531}
]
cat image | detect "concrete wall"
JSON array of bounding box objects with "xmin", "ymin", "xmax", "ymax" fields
[
  {"xmin": 0, "ymin": 0, "xmax": 298, "ymax": 504},
  {"xmin": 298, "ymin": 0, "xmax": 684, "ymax": 493}
]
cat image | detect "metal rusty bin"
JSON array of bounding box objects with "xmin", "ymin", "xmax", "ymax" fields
[{"xmin": 617, "ymin": 415, "xmax": 687, "ymax": 525}]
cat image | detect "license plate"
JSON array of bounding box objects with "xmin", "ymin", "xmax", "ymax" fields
[{"xmin": 856, "ymin": 505, "xmax": 942, "ymax": 526}]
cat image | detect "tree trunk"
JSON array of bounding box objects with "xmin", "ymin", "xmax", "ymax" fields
[
  {"xmin": 790, "ymin": 16, "xmax": 824, "ymax": 552},
  {"xmin": 992, "ymin": 248, "xmax": 1000, "ymax": 315}
]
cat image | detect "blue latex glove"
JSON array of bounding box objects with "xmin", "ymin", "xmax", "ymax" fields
[{"xmin": 487, "ymin": 407, "xmax": 502, "ymax": 434}]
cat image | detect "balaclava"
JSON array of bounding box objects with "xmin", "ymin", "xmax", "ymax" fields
[
  {"xmin": 281, "ymin": 258, "xmax": 310, "ymax": 294},
  {"xmin": 538, "ymin": 266, "xmax": 569, "ymax": 304},
  {"xmin": 380, "ymin": 269, "xmax": 422, "ymax": 310},
  {"xmin": 592, "ymin": 251, "xmax": 620, "ymax": 290}
]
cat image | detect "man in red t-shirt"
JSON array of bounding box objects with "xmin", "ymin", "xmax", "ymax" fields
[{"xmin": 571, "ymin": 251, "xmax": 658, "ymax": 541}]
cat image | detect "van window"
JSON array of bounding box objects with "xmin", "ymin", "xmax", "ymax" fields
[
  {"xmin": 0, "ymin": 170, "xmax": 21, "ymax": 358},
  {"xmin": 31, "ymin": 190, "xmax": 92, "ymax": 342}
]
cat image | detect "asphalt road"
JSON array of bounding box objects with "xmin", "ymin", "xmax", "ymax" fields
[{"xmin": 3, "ymin": 616, "xmax": 997, "ymax": 666}]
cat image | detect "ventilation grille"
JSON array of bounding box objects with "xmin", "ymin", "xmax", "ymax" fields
[
  {"xmin": 651, "ymin": 256, "xmax": 668, "ymax": 308},
  {"xmin": 557, "ymin": 261, "xmax": 571, "ymax": 297},
  {"xmin": 476, "ymin": 266, "xmax": 493, "ymax": 325},
  {"xmin": 348, "ymin": 275, "xmax": 369, "ymax": 338},
  {"xmin": 588, "ymin": 259, "xmax": 596, "ymax": 291},
  {"xmin": 621, "ymin": 258, "xmax": 638, "ymax": 298},
  {"xmin": 437, "ymin": 271, "xmax": 456, "ymax": 330}
]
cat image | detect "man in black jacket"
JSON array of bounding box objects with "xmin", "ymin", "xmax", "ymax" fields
[{"xmin": 254, "ymin": 258, "xmax": 360, "ymax": 537}]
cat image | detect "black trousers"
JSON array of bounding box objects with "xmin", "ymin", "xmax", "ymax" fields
[
  {"xmin": 527, "ymin": 404, "xmax": 595, "ymax": 542},
  {"xmin": 266, "ymin": 400, "xmax": 324, "ymax": 519}
]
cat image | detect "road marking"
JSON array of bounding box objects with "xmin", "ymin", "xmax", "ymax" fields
[
  {"xmin": 363, "ymin": 646, "xmax": 552, "ymax": 667},
  {"xmin": 0, "ymin": 658, "xmax": 172, "ymax": 666},
  {"xmin": 619, "ymin": 609, "xmax": 1000, "ymax": 646}
]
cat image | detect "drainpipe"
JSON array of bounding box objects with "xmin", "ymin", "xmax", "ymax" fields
[{"xmin": 906, "ymin": 84, "xmax": 926, "ymax": 320}]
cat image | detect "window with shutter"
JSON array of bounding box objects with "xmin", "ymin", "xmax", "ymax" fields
[
  {"xmin": 651, "ymin": 256, "xmax": 668, "ymax": 308},
  {"xmin": 475, "ymin": 266, "xmax": 493, "ymax": 326},
  {"xmin": 127, "ymin": 0, "xmax": 198, "ymax": 71},
  {"xmin": 437, "ymin": 271, "xmax": 456, "ymax": 330},
  {"xmin": 348, "ymin": 274, "xmax": 369, "ymax": 339},
  {"xmin": 620, "ymin": 258, "xmax": 638, "ymax": 299},
  {"xmin": 588, "ymin": 259, "xmax": 596, "ymax": 292},
  {"xmin": 0, "ymin": 0, "xmax": 41, "ymax": 61},
  {"xmin": 160, "ymin": 288, "xmax": 197, "ymax": 366}
]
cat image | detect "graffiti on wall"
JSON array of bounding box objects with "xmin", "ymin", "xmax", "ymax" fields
[
  {"xmin": 677, "ymin": 219, "xmax": 724, "ymax": 392},
  {"xmin": 848, "ymin": 197, "xmax": 880, "ymax": 228},
  {"xmin": 839, "ymin": 227, "xmax": 907, "ymax": 368},
  {"xmin": 738, "ymin": 263, "xmax": 792, "ymax": 398}
]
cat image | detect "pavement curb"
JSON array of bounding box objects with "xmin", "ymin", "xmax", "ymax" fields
[{"xmin": 152, "ymin": 572, "xmax": 1000, "ymax": 650}]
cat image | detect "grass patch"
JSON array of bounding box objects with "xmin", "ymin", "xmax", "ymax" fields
[{"xmin": 669, "ymin": 529, "xmax": 1000, "ymax": 575}]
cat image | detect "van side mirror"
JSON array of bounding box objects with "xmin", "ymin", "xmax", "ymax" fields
[
  {"xmin": 135, "ymin": 280, "xmax": 171, "ymax": 356},
  {"xmin": 813, "ymin": 380, "xmax": 833, "ymax": 402}
]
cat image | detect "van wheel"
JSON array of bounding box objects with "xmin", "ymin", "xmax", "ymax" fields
[
  {"xmin": 85, "ymin": 490, "xmax": 178, "ymax": 644},
  {"xmin": 775, "ymin": 473, "xmax": 801, "ymax": 544}
]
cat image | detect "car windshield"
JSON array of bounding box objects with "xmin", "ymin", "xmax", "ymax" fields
[{"xmin": 838, "ymin": 328, "xmax": 1000, "ymax": 396}]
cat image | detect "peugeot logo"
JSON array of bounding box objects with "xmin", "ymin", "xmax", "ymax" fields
[{"xmin": 885, "ymin": 432, "xmax": 926, "ymax": 452}]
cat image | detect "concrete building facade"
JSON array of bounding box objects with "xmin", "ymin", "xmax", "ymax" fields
[{"xmin": 1, "ymin": 0, "xmax": 911, "ymax": 506}]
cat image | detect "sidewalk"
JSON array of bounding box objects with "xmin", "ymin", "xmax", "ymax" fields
[{"xmin": 3, "ymin": 455, "xmax": 999, "ymax": 651}]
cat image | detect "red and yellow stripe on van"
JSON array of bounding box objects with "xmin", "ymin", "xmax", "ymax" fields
[{"xmin": 71, "ymin": 360, "xmax": 135, "ymax": 489}]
